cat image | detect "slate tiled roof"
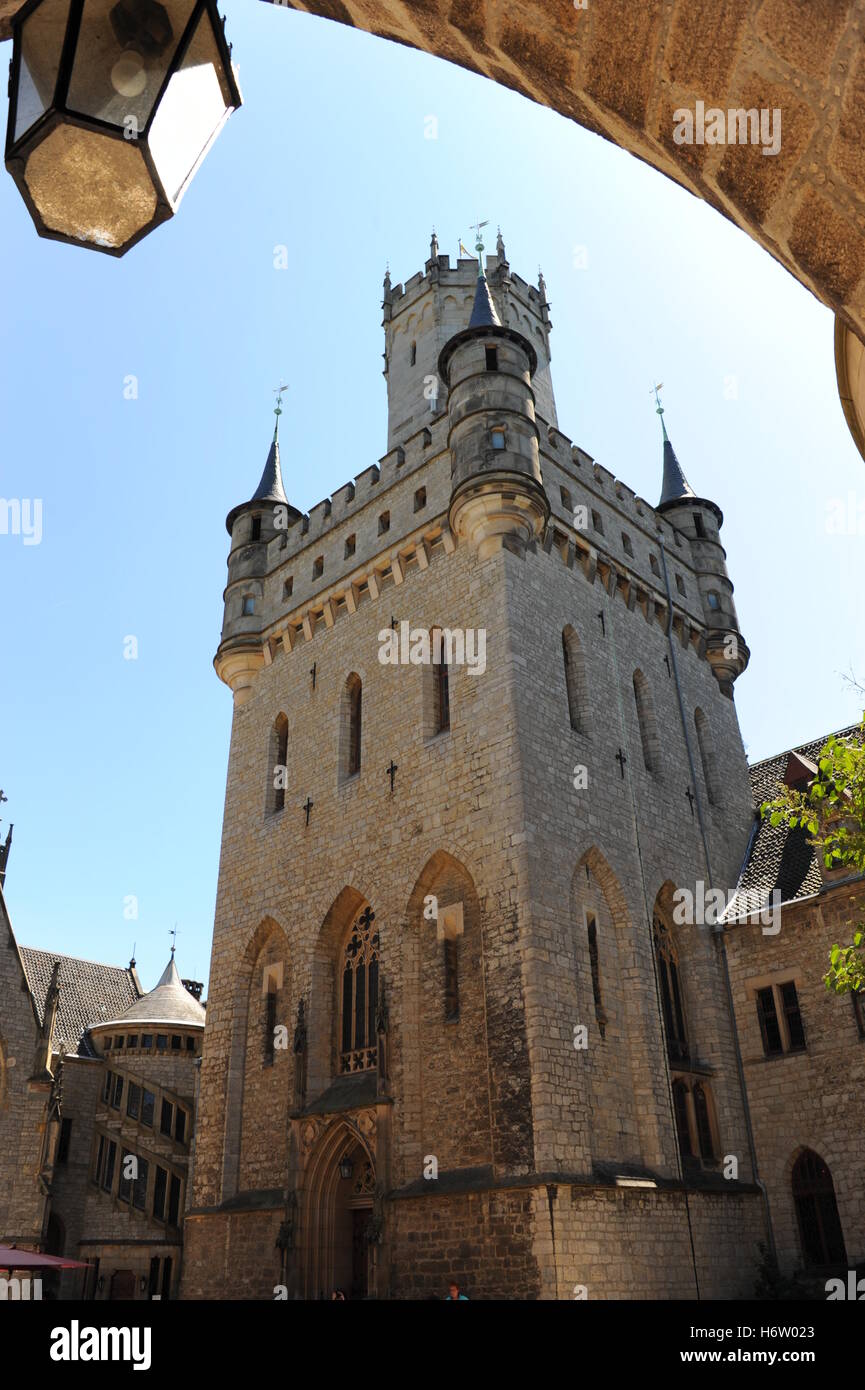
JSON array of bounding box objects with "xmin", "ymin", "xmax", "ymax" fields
[
  {"xmin": 20, "ymin": 948, "xmax": 140, "ymax": 1057},
  {"xmin": 723, "ymin": 723, "xmax": 862, "ymax": 922}
]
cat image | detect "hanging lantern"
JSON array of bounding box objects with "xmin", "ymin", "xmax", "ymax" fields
[
  {"xmin": 4, "ymin": 0, "xmax": 242, "ymax": 255},
  {"xmin": 338, "ymin": 1154, "xmax": 354, "ymax": 1180}
]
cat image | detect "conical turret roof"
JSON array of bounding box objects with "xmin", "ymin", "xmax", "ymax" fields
[
  {"xmin": 468, "ymin": 271, "xmax": 502, "ymax": 329},
  {"xmin": 226, "ymin": 410, "xmax": 300, "ymax": 535},
  {"xmin": 658, "ymin": 435, "xmax": 696, "ymax": 508},
  {"xmin": 438, "ymin": 256, "xmax": 536, "ymax": 384},
  {"xmin": 92, "ymin": 954, "xmax": 206, "ymax": 1031}
]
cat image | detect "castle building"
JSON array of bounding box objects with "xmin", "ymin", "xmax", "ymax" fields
[
  {"xmin": 2, "ymin": 231, "xmax": 862, "ymax": 1300},
  {"xmin": 0, "ymin": 885, "xmax": 205, "ymax": 1300},
  {"xmin": 180, "ymin": 231, "xmax": 771, "ymax": 1300}
]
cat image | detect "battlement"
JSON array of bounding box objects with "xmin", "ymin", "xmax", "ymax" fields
[
  {"xmin": 383, "ymin": 247, "xmax": 557, "ymax": 450},
  {"xmin": 220, "ymin": 403, "xmax": 734, "ymax": 689}
]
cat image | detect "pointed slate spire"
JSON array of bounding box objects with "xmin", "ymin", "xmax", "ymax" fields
[
  {"xmin": 654, "ymin": 385, "xmax": 696, "ymax": 509},
  {"xmin": 226, "ymin": 388, "xmax": 297, "ymax": 534},
  {"xmin": 469, "ymin": 269, "xmax": 502, "ymax": 329}
]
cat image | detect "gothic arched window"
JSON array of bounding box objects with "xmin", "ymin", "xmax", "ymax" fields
[
  {"xmin": 654, "ymin": 916, "xmax": 688, "ymax": 1063},
  {"xmin": 633, "ymin": 669, "xmax": 657, "ymax": 772},
  {"xmin": 792, "ymin": 1150, "xmax": 847, "ymax": 1268},
  {"xmin": 340, "ymin": 907, "xmax": 379, "ymax": 1074},
  {"xmin": 266, "ymin": 713, "xmax": 289, "ymax": 816},
  {"xmin": 562, "ymin": 626, "xmax": 589, "ymax": 733},
  {"xmin": 341, "ymin": 674, "xmax": 362, "ymax": 780}
]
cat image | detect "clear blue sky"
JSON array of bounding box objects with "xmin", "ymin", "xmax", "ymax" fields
[{"xmin": 1, "ymin": 1, "xmax": 862, "ymax": 993}]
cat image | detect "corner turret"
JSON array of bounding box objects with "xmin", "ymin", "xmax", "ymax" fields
[
  {"xmin": 654, "ymin": 391, "xmax": 749, "ymax": 696},
  {"xmin": 216, "ymin": 391, "xmax": 300, "ymax": 704}
]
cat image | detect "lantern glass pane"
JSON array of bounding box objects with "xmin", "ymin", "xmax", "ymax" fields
[
  {"xmin": 15, "ymin": 0, "xmax": 72, "ymax": 141},
  {"xmin": 24, "ymin": 122, "xmax": 158, "ymax": 247},
  {"xmin": 148, "ymin": 7, "xmax": 234, "ymax": 206},
  {"xmin": 67, "ymin": 0, "xmax": 195, "ymax": 131}
]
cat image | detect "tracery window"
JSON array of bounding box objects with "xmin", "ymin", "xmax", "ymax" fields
[
  {"xmin": 654, "ymin": 916, "xmax": 688, "ymax": 1063},
  {"xmin": 340, "ymin": 907, "xmax": 379, "ymax": 1073}
]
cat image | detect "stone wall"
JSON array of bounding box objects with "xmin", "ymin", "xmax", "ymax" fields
[{"xmin": 725, "ymin": 883, "xmax": 865, "ymax": 1277}]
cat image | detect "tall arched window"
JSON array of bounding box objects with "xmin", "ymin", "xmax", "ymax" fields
[
  {"xmin": 340, "ymin": 906, "xmax": 379, "ymax": 1074},
  {"xmin": 672, "ymin": 1079, "xmax": 693, "ymax": 1162},
  {"xmin": 693, "ymin": 1083, "xmax": 715, "ymax": 1164},
  {"xmin": 694, "ymin": 708, "xmax": 719, "ymax": 806},
  {"xmin": 340, "ymin": 674, "xmax": 362, "ymax": 780},
  {"xmin": 633, "ymin": 670, "xmax": 657, "ymax": 772},
  {"xmin": 431, "ymin": 627, "xmax": 450, "ymax": 735},
  {"xmin": 654, "ymin": 916, "xmax": 688, "ymax": 1062},
  {"xmin": 792, "ymin": 1150, "xmax": 847, "ymax": 1267},
  {"xmin": 562, "ymin": 626, "xmax": 589, "ymax": 733},
  {"xmin": 266, "ymin": 713, "xmax": 289, "ymax": 816}
]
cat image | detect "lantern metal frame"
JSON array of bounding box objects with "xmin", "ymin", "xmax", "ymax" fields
[{"xmin": 4, "ymin": 0, "xmax": 242, "ymax": 255}]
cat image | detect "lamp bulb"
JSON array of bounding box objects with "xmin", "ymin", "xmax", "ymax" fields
[{"xmin": 111, "ymin": 50, "xmax": 147, "ymax": 98}]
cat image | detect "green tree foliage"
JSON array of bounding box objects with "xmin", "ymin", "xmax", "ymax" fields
[{"xmin": 761, "ymin": 723, "xmax": 864, "ymax": 995}]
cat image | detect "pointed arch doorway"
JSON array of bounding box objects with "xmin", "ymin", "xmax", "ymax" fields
[{"xmin": 303, "ymin": 1123, "xmax": 376, "ymax": 1300}]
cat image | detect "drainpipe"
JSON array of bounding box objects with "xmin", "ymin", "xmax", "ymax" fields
[{"xmin": 657, "ymin": 539, "xmax": 776, "ymax": 1265}]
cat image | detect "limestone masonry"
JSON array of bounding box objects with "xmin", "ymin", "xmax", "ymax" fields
[{"xmin": 2, "ymin": 234, "xmax": 861, "ymax": 1299}]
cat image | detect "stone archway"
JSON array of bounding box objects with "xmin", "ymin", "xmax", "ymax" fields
[
  {"xmin": 262, "ymin": 0, "xmax": 865, "ymax": 459},
  {"xmin": 300, "ymin": 1118, "xmax": 377, "ymax": 1300}
]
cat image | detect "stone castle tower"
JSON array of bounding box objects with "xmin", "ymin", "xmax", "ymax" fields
[{"xmin": 181, "ymin": 231, "xmax": 768, "ymax": 1300}]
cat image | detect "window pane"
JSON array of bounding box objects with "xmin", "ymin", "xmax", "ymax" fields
[
  {"xmin": 781, "ymin": 981, "xmax": 806, "ymax": 1051},
  {"xmin": 133, "ymin": 1157, "xmax": 149, "ymax": 1211},
  {"xmin": 148, "ymin": 7, "xmax": 236, "ymax": 206},
  {"xmin": 168, "ymin": 1174, "xmax": 181, "ymax": 1225},
  {"xmin": 156, "ymin": 1035, "xmax": 167, "ymax": 1051},
  {"xmin": 103, "ymin": 1140, "xmax": 116, "ymax": 1192},
  {"xmin": 111, "ymin": 1074, "xmax": 123, "ymax": 1109},
  {"xmin": 142, "ymin": 1034, "xmax": 153, "ymax": 1049},
  {"xmin": 756, "ymin": 987, "xmax": 783, "ymax": 1056},
  {"xmin": 141, "ymin": 1089, "xmax": 155, "ymax": 1127},
  {"xmin": 153, "ymin": 1166, "xmax": 167, "ymax": 1221},
  {"xmin": 14, "ymin": 0, "xmax": 71, "ymax": 141},
  {"xmin": 160, "ymin": 1099, "xmax": 173, "ymax": 1136},
  {"xmin": 127, "ymin": 1082, "xmax": 141, "ymax": 1121},
  {"xmin": 175, "ymin": 1109, "xmax": 186, "ymax": 1144},
  {"xmin": 171, "ymin": 1035, "xmax": 181, "ymax": 1051},
  {"xmin": 118, "ymin": 1150, "xmax": 133, "ymax": 1203}
]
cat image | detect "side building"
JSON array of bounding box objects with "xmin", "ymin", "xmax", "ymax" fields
[
  {"xmin": 0, "ymin": 882, "xmax": 205, "ymax": 1300},
  {"xmin": 723, "ymin": 729, "xmax": 865, "ymax": 1288}
]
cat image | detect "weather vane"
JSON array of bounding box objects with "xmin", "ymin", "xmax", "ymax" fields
[
  {"xmin": 170, "ymin": 923, "xmax": 180, "ymax": 957},
  {"xmin": 471, "ymin": 218, "xmax": 489, "ymax": 260},
  {"xmin": 273, "ymin": 383, "xmax": 289, "ymax": 419},
  {"xmin": 652, "ymin": 382, "xmax": 664, "ymax": 418}
]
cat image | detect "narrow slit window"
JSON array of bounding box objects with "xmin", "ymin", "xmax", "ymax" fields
[
  {"xmin": 444, "ymin": 937, "xmax": 459, "ymax": 1020},
  {"xmin": 586, "ymin": 913, "xmax": 606, "ymax": 1037},
  {"xmin": 431, "ymin": 627, "xmax": 450, "ymax": 735}
]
